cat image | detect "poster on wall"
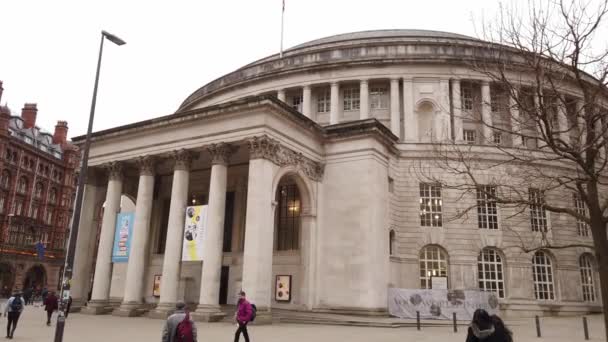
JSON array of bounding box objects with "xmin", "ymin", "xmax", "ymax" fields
[
  {"xmin": 181, "ymin": 205, "xmax": 208, "ymax": 261},
  {"xmin": 153, "ymin": 275, "xmax": 161, "ymax": 297},
  {"xmin": 275, "ymin": 275, "xmax": 292, "ymax": 302},
  {"xmin": 388, "ymin": 288, "xmax": 499, "ymax": 320},
  {"xmin": 431, "ymin": 276, "xmax": 448, "ymax": 290},
  {"xmin": 111, "ymin": 212, "xmax": 135, "ymax": 263}
]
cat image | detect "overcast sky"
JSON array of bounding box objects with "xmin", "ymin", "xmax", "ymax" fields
[{"xmin": 1, "ymin": 0, "xmax": 507, "ymax": 138}]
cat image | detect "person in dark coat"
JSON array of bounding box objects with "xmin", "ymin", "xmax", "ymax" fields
[
  {"xmin": 22, "ymin": 287, "xmax": 33, "ymax": 305},
  {"xmin": 43, "ymin": 291, "xmax": 58, "ymax": 326},
  {"xmin": 465, "ymin": 309, "xmax": 512, "ymax": 342},
  {"xmin": 64, "ymin": 296, "xmax": 73, "ymax": 318}
]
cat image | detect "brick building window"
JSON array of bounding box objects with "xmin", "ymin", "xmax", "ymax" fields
[
  {"xmin": 49, "ymin": 188, "xmax": 57, "ymax": 204},
  {"xmin": 477, "ymin": 186, "xmax": 499, "ymax": 229},
  {"xmin": 532, "ymin": 251, "xmax": 555, "ymax": 300},
  {"xmin": 35, "ymin": 182, "xmax": 44, "ymax": 199},
  {"xmin": 574, "ymin": 194, "xmax": 589, "ymax": 237},
  {"xmin": 0, "ymin": 194, "xmax": 5, "ymax": 214},
  {"xmin": 419, "ymin": 245, "xmax": 448, "ymax": 289},
  {"xmin": 419, "ymin": 183, "xmax": 442, "ymax": 227},
  {"xmin": 343, "ymin": 87, "xmax": 360, "ymax": 111},
  {"xmin": 580, "ymin": 254, "xmax": 596, "ymax": 302},
  {"xmin": 18, "ymin": 177, "xmax": 28, "ymax": 194},
  {"xmin": 529, "ymin": 188, "xmax": 548, "ymax": 232},
  {"xmin": 317, "ymin": 89, "xmax": 331, "ymax": 113},
  {"xmin": 1, "ymin": 170, "xmax": 10, "ymax": 189},
  {"xmin": 478, "ymin": 248, "xmax": 505, "ymax": 298}
]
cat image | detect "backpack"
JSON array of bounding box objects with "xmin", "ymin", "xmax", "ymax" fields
[
  {"xmin": 10, "ymin": 297, "xmax": 22, "ymax": 312},
  {"xmin": 175, "ymin": 311, "xmax": 194, "ymax": 342},
  {"xmin": 250, "ymin": 303, "xmax": 257, "ymax": 322}
]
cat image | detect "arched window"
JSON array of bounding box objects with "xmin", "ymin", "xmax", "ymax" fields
[
  {"xmin": 49, "ymin": 188, "xmax": 57, "ymax": 204},
  {"xmin": 478, "ymin": 248, "xmax": 505, "ymax": 298},
  {"xmin": 532, "ymin": 251, "xmax": 555, "ymax": 300},
  {"xmin": 579, "ymin": 254, "xmax": 596, "ymax": 302},
  {"xmin": 419, "ymin": 245, "xmax": 448, "ymax": 289},
  {"xmin": 18, "ymin": 177, "xmax": 28, "ymax": 194},
  {"xmin": 1, "ymin": 170, "xmax": 10, "ymax": 189},
  {"xmin": 389, "ymin": 230, "xmax": 396, "ymax": 256},
  {"xmin": 34, "ymin": 182, "xmax": 44, "ymax": 199},
  {"xmin": 275, "ymin": 182, "xmax": 301, "ymax": 251}
]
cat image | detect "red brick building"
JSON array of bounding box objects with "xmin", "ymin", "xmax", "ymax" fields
[{"xmin": 0, "ymin": 81, "xmax": 79, "ymax": 297}]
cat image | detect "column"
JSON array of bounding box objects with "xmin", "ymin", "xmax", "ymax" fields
[
  {"xmin": 437, "ymin": 79, "xmax": 451, "ymax": 141},
  {"xmin": 451, "ymin": 79, "xmax": 464, "ymax": 142},
  {"xmin": 329, "ymin": 82, "xmax": 340, "ymax": 125},
  {"xmin": 557, "ymin": 95, "xmax": 570, "ymax": 145},
  {"xmin": 402, "ymin": 78, "xmax": 417, "ymax": 142},
  {"xmin": 241, "ymin": 136, "xmax": 278, "ymax": 324},
  {"xmin": 193, "ymin": 143, "xmax": 236, "ymax": 322},
  {"xmin": 70, "ymin": 178, "xmax": 103, "ymax": 311},
  {"xmin": 114, "ymin": 156, "xmax": 155, "ymax": 317},
  {"xmin": 390, "ymin": 78, "xmax": 401, "ymax": 138},
  {"xmin": 82, "ymin": 162, "xmax": 123, "ymax": 315},
  {"xmin": 277, "ymin": 89, "xmax": 286, "ymax": 103},
  {"xmin": 149, "ymin": 150, "xmax": 194, "ymax": 318},
  {"xmin": 359, "ymin": 80, "xmax": 369, "ymax": 120},
  {"xmin": 481, "ymin": 81, "xmax": 493, "ymax": 142},
  {"xmin": 510, "ymin": 91, "xmax": 524, "ymax": 147},
  {"xmin": 302, "ymin": 85, "xmax": 312, "ymax": 119}
]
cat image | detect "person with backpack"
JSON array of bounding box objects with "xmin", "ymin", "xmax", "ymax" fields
[
  {"xmin": 234, "ymin": 291, "xmax": 254, "ymax": 342},
  {"xmin": 3, "ymin": 290, "xmax": 24, "ymax": 339},
  {"xmin": 43, "ymin": 291, "xmax": 59, "ymax": 326},
  {"xmin": 465, "ymin": 309, "xmax": 512, "ymax": 342},
  {"xmin": 161, "ymin": 301, "xmax": 197, "ymax": 342}
]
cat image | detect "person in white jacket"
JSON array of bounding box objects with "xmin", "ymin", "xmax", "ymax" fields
[{"xmin": 4, "ymin": 291, "xmax": 25, "ymax": 339}]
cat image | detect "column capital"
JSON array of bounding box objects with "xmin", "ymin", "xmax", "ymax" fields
[
  {"xmin": 247, "ymin": 135, "xmax": 280, "ymax": 161},
  {"xmin": 136, "ymin": 156, "xmax": 156, "ymax": 176},
  {"xmin": 302, "ymin": 84, "xmax": 311, "ymax": 90},
  {"xmin": 330, "ymin": 81, "xmax": 340, "ymax": 86},
  {"xmin": 207, "ymin": 143, "xmax": 238, "ymax": 166},
  {"xmin": 390, "ymin": 77, "xmax": 400, "ymax": 82},
  {"xmin": 171, "ymin": 149, "xmax": 197, "ymax": 171},
  {"xmin": 481, "ymin": 80, "xmax": 491, "ymax": 87},
  {"xmin": 359, "ymin": 79, "xmax": 369, "ymax": 84},
  {"xmin": 103, "ymin": 162, "xmax": 123, "ymax": 181}
]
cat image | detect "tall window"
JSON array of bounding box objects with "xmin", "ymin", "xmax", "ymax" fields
[
  {"xmin": 461, "ymin": 83, "xmax": 474, "ymax": 111},
  {"xmin": 370, "ymin": 87, "xmax": 388, "ymax": 109},
  {"xmin": 1, "ymin": 170, "xmax": 10, "ymax": 189},
  {"xmin": 35, "ymin": 182, "xmax": 44, "ymax": 199},
  {"xmin": 529, "ymin": 188, "xmax": 548, "ymax": 232},
  {"xmin": 389, "ymin": 230, "xmax": 396, "ymax": 256},
  {"xmin": 477, "ymin": 186, "xmax": 499, "ymax": 229},
  {"xmin": 343, "ymin": 87, "xmax": 360, "ymax": 111},
  {"xmin": 317, "ymin": 89, "xmax": 331, "ymax": 113},
  {"xmin": 419, "ymin": 183, "xmax": 442, "ymax": 227},
  {"xmin": 275, "ymin": 183, "xmax": 301, "ymax": 251},
  {"xmin": 580, "ymin": 254, "xmax": 596, "ymax": 302},
  {"xmin": 493, "ymin": 132, "xmax": 502, "ymax": 145},
  {"xmin": 14, "ymin": 198, "xmax": 24, "ymax": 216},
  {"xmin": 0, "ymin": 194, "xmax": 5, "ymax": 214},
  {"xmin": 464, "ymin": 130, "xmax": 477, "ymax": 144},
  {"xmin": 532, "ymin": 251, "xmax": 555, "ymax": 300},
  {"xmin": 419, "ymin": 246, "xmax": 448, "ymax": 289},
  {"xmin": 18, "ymin": 177, "xmax": 28, "ymax": 194},
  {"xmin": 49, "ymin": 188, "xmax": 57, "ymax": 204},
  {"xmin": 291, "ymin": 94, "xmax": 303, "ymax": 112},
  {"xmin": 478, "ymin": 249, "xmax": 505, "ymax": 298},
  {"xmin": 574, "ymin": 194, "xmax": 589, "ymax": 237}
]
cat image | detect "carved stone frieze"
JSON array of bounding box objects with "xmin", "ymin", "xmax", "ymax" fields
[
  {"xmin": 104, "ymin": 162, "xmax": 124, "ymax": 181},
  {"xmin": 207, "ymin": 143, "xmax": 238, "ymax": 166}
]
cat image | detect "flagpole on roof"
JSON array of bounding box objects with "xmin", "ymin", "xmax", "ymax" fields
[{"xmin": 280, "ymin": 0, "xmax": 285, "ymax": 58}]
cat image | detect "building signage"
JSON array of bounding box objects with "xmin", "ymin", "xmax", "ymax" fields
[
  {"xmin": 181, "ymin": 205, "xmax": 208, "ymax": 261},
  {"xmin": 388, "ymin": 288, "xmax": 499, "ymax": 320},
  {"xmin": 275, "ymin": 275, "xmax": 292, "ymax": 302},
  {"xmin": 431, "ymin": 276, "xmax": 448, "ymax": 290},
  {"xmin": 111, "ymin": 212, "xmax": 135, "ymax": 263}
]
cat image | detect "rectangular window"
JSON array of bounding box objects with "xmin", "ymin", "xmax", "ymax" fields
[
  {"xmin": 461, "ymin": 83, "xmax": 474, "ymax": 111},
  {"xmin": 370, "ymin": 87, "xmax": 388, "ymax": 109},
  {"xmin": 477, "ymin": 186, "xmax": 499, "ymax": 229},
  {"xmin": 419, "ymin": 183, "xmax": 443, "ymax": 227},
  {"xmin": 0, "ymin": 194, "xmax": 4, "ymax": 214},
  {"xmin": 464, "ymin": 130, "xmax": 477, "ymax": 144},
  {"xmin": 317, "ymin": 89, "xmax": 331, "ymax": 113},
  {"xmin": 490, "ymin": 89, "xmax": 505, "ymax": 113},
  {"xmin": 343, "ymin": 87, "xmax": 360, "ymax": 111},
  {"xmin": 493, "ymin": 132, "xmax": 502, "ymax": 145},
  {"xmin": 529, "ymin": 188, "xmax": 548, "ymax": 232},
  {"xmin": 291, "ymin": 94, "xmax": 303, "ymax": 112},
  {"xmin": 574, "ymin": 194, "xmax": 589, "ymax": 237}
]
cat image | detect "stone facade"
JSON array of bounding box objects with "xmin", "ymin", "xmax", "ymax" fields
[{"xmin": 71, "ymin": 30, "xmax": 605, "ymax": 320}]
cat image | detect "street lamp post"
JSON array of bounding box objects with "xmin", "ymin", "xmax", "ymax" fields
[{"xmin": 54, "ymin": 30, "xmax": 125, "ymax": 342}]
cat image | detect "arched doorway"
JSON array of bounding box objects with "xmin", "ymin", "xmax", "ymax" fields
[
  {"xmin": 0, "ymin": 263, "xmax": 15, "ymax": 297},
  {"xmin": 23, "ymin": 264, "xmax": 46, "ymax": 291}
]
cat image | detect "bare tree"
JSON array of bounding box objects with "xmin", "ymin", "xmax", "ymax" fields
[{"xmin": 420, "ymin": 0, "xmax": 608, "ymax": 338}]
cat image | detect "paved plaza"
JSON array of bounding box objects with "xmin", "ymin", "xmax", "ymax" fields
[{"xmin": 1, "ymin": 307, "xmax": 606, "ymax": 342}]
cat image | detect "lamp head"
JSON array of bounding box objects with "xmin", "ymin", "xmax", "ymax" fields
[{"xmin": 102, "ymin": 30, "xmax": 126, "ymax": 46}]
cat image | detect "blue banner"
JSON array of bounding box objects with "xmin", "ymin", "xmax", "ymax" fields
[{"xmin": 112, "ymin": 212, "xmax": 135, "ymax": 263}]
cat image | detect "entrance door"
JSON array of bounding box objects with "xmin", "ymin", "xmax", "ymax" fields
[{"xmin": 219, "ymin": 266, "xmax": 229, "ymax": 305}]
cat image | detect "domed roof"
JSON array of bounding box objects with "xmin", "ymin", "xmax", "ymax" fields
[{"xmin": 287, "ymin": 29, "xmax": 476, "ymax": 51}]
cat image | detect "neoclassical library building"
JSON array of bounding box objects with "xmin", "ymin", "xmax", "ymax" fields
[{"xmin": 70, "ymin": 30, "xmax": 604, "ymax": 321}]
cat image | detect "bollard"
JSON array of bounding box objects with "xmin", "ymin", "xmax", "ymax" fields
[
  {"xmin": 583, "ymin": 316, "xmax": 589, "ymax": 340},
  {"xmin": 535, "ymin": 315, "xmax": 541, "ymax": 338},
  {"xmin": 416, "ymin": 311, "xmax": 421, "ymax": 330},
  {"xmin": 53, "ymin": 313, "xmax": 65, "ymax": 342},
  {"xmin": 453, "ymin": 312, "xmax": 458, "ymax": 332}
]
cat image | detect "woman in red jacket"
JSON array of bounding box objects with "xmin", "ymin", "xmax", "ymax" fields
[
  {"xmin": 43, "ymin": 292, "xmax": 58, "ymax": 326},
  {"xmin": 234, "ymin": 291, "xmax": 253, "ymax": 342}
]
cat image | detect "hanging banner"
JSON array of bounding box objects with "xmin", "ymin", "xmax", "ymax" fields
[
  {"xmin": 112, "ymin": 212, "xmax": 135, "ymax": 262},
  {"xmin": 181, "ymin": 205, "xmax": 207, "ymax": 261},
  {"xmin": 388, "ymin": 288, "xmax": 499, "ymax": 320}
]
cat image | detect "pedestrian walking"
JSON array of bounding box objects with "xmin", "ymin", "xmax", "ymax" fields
[
  {"xmin": 43, "ymin": 291, "xmax": 58, "ymax": 326},
  {"xmin": 64, "ymin": 296, "xmax": 73, "ymax": 318},
  {"xmin": 490, "ymin": 314, "xmax": 513, "ymax": 342},
  {"xmin": 41, "ymin": 287, "xmax": 48, "ymax": 305},
  {"xmin": 3, "ymin": 290, "xmax": 24, "ymax": 339},
  {"xmin": 161, "ymin": 301, "xmax": 197, "ymax": 342},
  {"xmin": 234, "ymin": 291, "xmax": 254, "ymax": 342},
  {"xmin": 465, "ymin": 309, "xmax": 512, "ymax": 342},
  {"xmin": 23, "ymin": 287, "xmax": 32, "ymax": 306}
]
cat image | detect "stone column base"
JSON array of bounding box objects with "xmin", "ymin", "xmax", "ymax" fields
[
  {"xmin": 80, "ymin": 300, "xmax": 112, "ymax": 315},
  {"xmin": 250, "ymin": 309, "xmax": 272, "ymax": 325},
  {"xmin": 192, "ymin": 304, "xmax": 226, "ymax": 322},
  {"xmin": 113, "ymin": 302, "xmax": 146, "ymax": 317},
  {"xmin": 147, "ymin": 303, "xmax": 176, "ymax": 319}
]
